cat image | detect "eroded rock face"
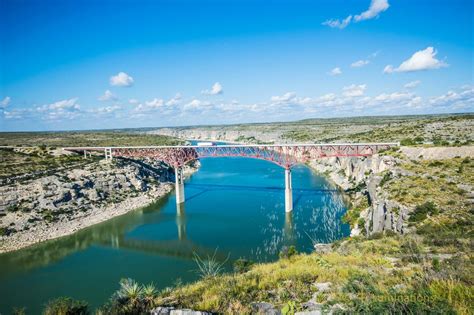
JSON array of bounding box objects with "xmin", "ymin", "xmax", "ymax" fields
[
  {"xmin": 0, "ymin": 158, "xmax": 182, "ymax": 250},
  {"xmin": 309, "ymin": 154, "xmax": 407, "ymax": 235}
]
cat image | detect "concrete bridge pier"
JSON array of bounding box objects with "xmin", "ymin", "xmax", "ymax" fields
[
  {"xmin": 104, "ymin": 148, "xmax": 113, "ymax": 161},
  {"xmin": 175, "ymin": 166, "xmax": 185, "ymax": 204},
  {"xmin": 285, "ymin": 168, "xmax": 293, "ymax": 212}
]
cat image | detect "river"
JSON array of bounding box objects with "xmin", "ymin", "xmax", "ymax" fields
[{"xmin": 0, "ymin": 156, "xmax": 349, "ymax": 313}]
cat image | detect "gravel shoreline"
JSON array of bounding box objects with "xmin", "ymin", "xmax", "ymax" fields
[{"xmin": 0, "ymin": 183, "xmax": 173, "ymax": 254}]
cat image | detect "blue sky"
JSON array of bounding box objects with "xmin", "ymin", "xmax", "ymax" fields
[{"xmin": 1, "ymin": 0, "xmax": 473, "ymax": 131}]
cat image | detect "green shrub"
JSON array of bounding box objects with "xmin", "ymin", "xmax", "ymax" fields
[
  {"xmin": 233, "ymin": 258, "xmax": 254, "ymax": 274},
  {"xmin": 343, "ymin": 272, "xmax": 379, "ymax": 294},
  {"xmin": 43, "ymin": 297, "xmax": 89, "ymax": 315},
  {"xmin": 428, "ymin": 160, "xmax": 443, "ymax": 167},
  {"xmin": 6, "ymin": 204, "xmax": 19, "ymax": 212},
  {"xmin": 279, "ymin": 245, "xmax": 298, "ymax": 259},
  {"xmin": 400, "ymin": 237, "xmax": 424, "ymax": 263},
  {"xmin": 0, "ymin": 227, "xmax": 8, "ymax": 236},
  {"xmin": 433, "ymin": 137, "xmax": 450, "ymax": 146},
  {"xmin": 12, "ymin": 307, "xmax": 26, "ymax": 315},
  {"xmin": 43, "ymin": 210, "xmax": 56, "ymax": 223},
  {"xmin": 281, "ymin": 300, "xmax": 296, "ymax": 315},
  {"xmin": 379, "ymin": 171, "xmax": 392, "ymax": 187},
  {"xmin": 432, "ymin": 258, "xmax": 441, "ymax": 272},
  {"xmin": 414, "ymin": 136, "xmax": 424, "ymax": 143},
  {"xmin": 409, "ymin": 202, "xmax": 438, "ymax": 223},
  {"xmin": 98, "ymin": 279, "xmax": 158, "ymax": 315},
  {"xmin": 400, "ymin": 138, "xmax": 416, "ymax": 146}
]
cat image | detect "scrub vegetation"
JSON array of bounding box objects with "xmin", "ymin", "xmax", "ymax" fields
[
  {"xmin": 0, "ymin": 147, "xmax": 96, "ymax": 181},
  {"xmin": 0, "ymin": 131, "xmax": 181, "ymax": 181},
  {"xmin": 283, "ymin": 114, "xmax": 474, "ymax": 145},
  {"xmin": 152, "ymin": 113, "xmax": 474, "ymax": 146},
  {"xmin": 0, "ymin": 130, "xmax": 182, "ymax": 147}
]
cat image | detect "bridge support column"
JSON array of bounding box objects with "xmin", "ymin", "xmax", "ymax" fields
[
  {"xmin": 104, "ymin": 148, "xmax": 113, "ymax": 161},
  {"xmin": 285, "ymin": 168, "xmax": 293, "ymax": 212},
  {"xmin": 175, "ymin": 166, "xmax": 185, "ymax": 204}
]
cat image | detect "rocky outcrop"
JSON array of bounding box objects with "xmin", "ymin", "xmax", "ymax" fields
[
  {"xmin": 150, "ymin": 307, "xmax": 212, "ymax": 315},
  {"xmin": 401, "ymin": 146, "xmax": 474, "ymax": 160},
  {"xmin": 309, "ymin": 154, "xmax": 409, "ymax": 236}
]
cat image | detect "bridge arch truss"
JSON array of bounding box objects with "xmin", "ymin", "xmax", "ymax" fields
[{"xmin": 110, "ymin": 143, "xmax": 397, "ymax": 169}]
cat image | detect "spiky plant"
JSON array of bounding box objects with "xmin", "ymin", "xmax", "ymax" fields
[
  {"xmin": 142, "ymin": 283, "xmax": 157, "ymax": 308},
  {"xmin": 116, "ymin": 278, "xmax": 144, "ymax": 313},
  {"xmin": 193, "ymin": 249, "xmax": 229, "ymax": 279}
]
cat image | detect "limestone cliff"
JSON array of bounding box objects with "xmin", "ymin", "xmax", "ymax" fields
[{"xmin": 309, "ymin": 154, "xmax": 410, "ymax": 236}]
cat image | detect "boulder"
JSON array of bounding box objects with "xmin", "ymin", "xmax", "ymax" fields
[
  {"xmin": 150, "ymin": 307, "xmax": 174, "ymax": 315},
  {"xmin": 314, "ymin": 243, "xmax": 332, "ymax": 254},
  {"xmin": 314, "ymin": 282, "xmax": 331, "ymax": 293},
  {"xmin": 251, "ymin": 302, "xmax": 281, "ymax": 315}
]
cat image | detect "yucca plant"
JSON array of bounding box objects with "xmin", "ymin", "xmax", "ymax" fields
[
  {"xmin": 117, "ymin": 278, "xmax": 143, "ymax": 300},
  {"xmin": 193, "ymin": 249, "xmax": 229, "ymax": 279},
  {"xmin": 116, "ymin": 278, "xmax": 144, "ymax": 313},
  {"xmin": 142, "ymin": 283, "xmax": 157, "ymax": 308}
]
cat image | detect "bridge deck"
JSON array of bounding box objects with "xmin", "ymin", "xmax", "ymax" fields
[{"xmin": 60, "ymin": 142, "xmax": 399, "ymax": 150}]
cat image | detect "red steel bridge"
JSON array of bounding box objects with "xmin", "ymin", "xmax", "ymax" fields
[{"xmin": 63, "ymin": 143, "xmax": 399, "ymax": 212}]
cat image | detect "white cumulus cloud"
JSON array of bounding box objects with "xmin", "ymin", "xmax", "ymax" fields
[
  {"xmin": 201, "ymin": 82, "xmax": 223, "ymax": 95},
  {"xmin": 328, "ymin": 67, "xmax": 342, "ymax": 76},
  {"xmin": 89, "ymin": 105, "xmax": 122, "ymax": 115},
  {"xmin": 354, "ymin": 0, "xmax": 390, "ymax": 22},
  {"xmin": 404, "ymin": 80, "xmax": 421, "ymax": 89},
  {"xmin": 35, "ymin": 98, "xmax": 81, "ymax": 121},
  {"xmin": 1, "ymin": 96, "xmax": 11, "ymax": 108},
  {"xmin": 319, "ymin": 93, "xmax": 337, "ymax": 102},
  {"xmin": 343, "ymin": 84, "xmax": 367, "ymax": 97},
  {"xmin": 430, "ymin": 86, "xmax": 474, "ymax": 109},
  {"xmin": 271, "ymin": 92, "xmax": 297, "ymax": 103},
  {"xmin": 322, "ymin": 16, "xmax": 352, "ymax": 29},
  {"xmin": 145, "ymin": 98, "xmax": 164, "ymax": 108},
  {"xmin": 323, "ymin": 0, "xmax": 389, "ymax": 29},
  {"xmin": 98, "ymin": 90, "xmax": 117, "ymax": 101},
  {"xmin": 373, "ymin": 92, "xmax": 413, "ymax": 103},
  {"xmin": 110, "ymin": 72, "xmax": 134, "ymax": 87},
  {"xmin": 384, "ymin": 47, "xmax": 448, "ymax": 74},
  {"xmin": 184, "ymin": 99, "xmax": 215, "ymax": 112},
  {"xmin": 166, "ymin": 93, "xmax": 182, "ymax": 106},
  {"xmin": 38, "ymin": 98, "xmax": 80, "ymax": 111},
  {"xmin": 351, "ymin": 60, "xmax": 370, "ymax": 68}
]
